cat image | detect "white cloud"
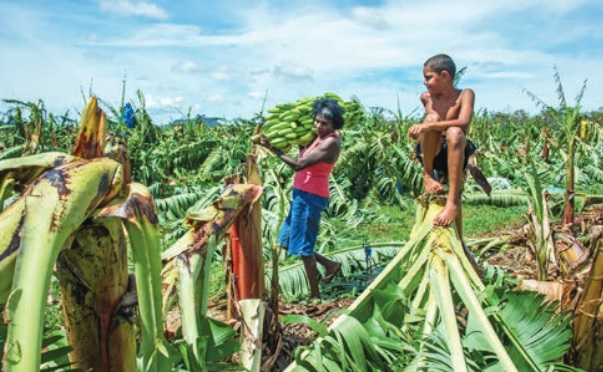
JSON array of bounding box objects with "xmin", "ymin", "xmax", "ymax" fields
[
  {"xmin": 173, "ymin": 61, "xmax": 200, "ymax": 74},
  {"xmin": 273, "ymin": 64, "xmax": 314, "ymax": 82},
  {"xmin": 206, "ymin": 94, "xmax": 223, "ymax": 103},
  {"xmin": 0, "ymin": 0, "xmax": 601, "ymax": 123},
  {"xmin": 248, "ymin": 90, "xmax": 266, "ymax": 100},
  {"xmin": 210, "ymin": 67, "xmax": 234, "ymax": 81},
  {"xmin": 99, "ymin": 0, "xmax": 169, "ymax": 20},
  {"xmin": 350, "ymin": 7, "xmax": 389, "ymax": 30},
  {"xmin": 146, "ymin": 95, "xmax": 184, "ymax": 109}
]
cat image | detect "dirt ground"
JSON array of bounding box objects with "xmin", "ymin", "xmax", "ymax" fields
[{"xmin": 165, "ymin": 297, "xmax": 355, "ymax": 370}]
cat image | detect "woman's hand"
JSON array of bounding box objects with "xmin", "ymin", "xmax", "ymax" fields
[{"xmin": 259, "ymin": 135, "xmax": 273, "ymax": 150}]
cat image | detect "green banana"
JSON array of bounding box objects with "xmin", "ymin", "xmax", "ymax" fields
[
  {"xmin": 293, "ymin": 126, "xmax": 308, "ymax": 135},
  {"xmin": 298, "ymin": 132, "xmax": 316, "ymax": 145},
  {"xmin": 256, "ymin": 92, "xmax": 364, "ymax": 153},
  {"xmin": 269, "ymin": 122, "xmax": 293, "ymax": 132},
  {"xmin": 269, "ymin": 138, "xmax": 289, "ymax": 148}
]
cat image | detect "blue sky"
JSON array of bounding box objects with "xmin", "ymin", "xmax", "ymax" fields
[{"xmin": 0, "ymin": 0, "xmax": 601, "ymax": 123}]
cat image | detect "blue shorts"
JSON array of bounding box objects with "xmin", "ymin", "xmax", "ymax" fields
[{"xmin": 277, "ymin": 188, "xmax": 329, "ymax": 257}]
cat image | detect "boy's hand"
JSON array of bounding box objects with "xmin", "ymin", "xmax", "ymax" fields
[{"xmin": 407, "ymin": 124, "xmax": 423, "ymax": 140}]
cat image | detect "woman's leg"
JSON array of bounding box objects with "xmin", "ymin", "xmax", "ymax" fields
[
  {"xmin": 302, "ymin": 255, "xmax": 321, "ymax": 299},
  {"xmin": 315, "ymin": 253, "xmax": 341, "ymax": 284}
]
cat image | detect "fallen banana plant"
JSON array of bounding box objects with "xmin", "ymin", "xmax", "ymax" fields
[
  {"xmin": 1, "ymin": 158, "xmax": 125, "ymax": 371},
  {"xmin": 570, "ymin": 229, "xmax": 603, "ymax": 371},
  {"xmin": 271, "ymin": 241, "xmax": 404, "ymax": 301},
  {"xmin": 160, "ymin": 183, "xmax": 263, "ymax": 315},
  {"xmin": 0, "ymin": 96, "xmax": 256, "ymax": 371},
  {"xmin": 285, "ymin": 193, "xmax": 578, "ymax": 371},
  {"xmin": 159, "ymin": 182, "xmax": 263, "ymax": 370}
]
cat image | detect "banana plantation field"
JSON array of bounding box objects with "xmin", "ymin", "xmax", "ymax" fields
[{"xmin": 1, "ymin": 81, "xmax": 603, "ymax": 371}]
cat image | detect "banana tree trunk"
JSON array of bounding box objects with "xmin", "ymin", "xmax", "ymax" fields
[
  {"xmin": 229, "ymin": 155, "xmax": 265, "ymax": 301},
  {"xmin": 572, "ymin": 231, "xmax": 603, "ymax": 371},
  {"xmin": 161, "ymin": 183, "xmax": 264, "ymax": 315},
  {"xmin": 2, "ymin": 158, "xmax": 124, "ymax": 372},
  {"xmin": 56, "ymin": 220, "xmax": 136, "ymax": 371},
  {"xmin": 562, "ymin": 138, "xmax": 575, "ymax": 225},
  {"xmin": 225, "ymin": 154, "xmax": 265, "ymax": 372}
]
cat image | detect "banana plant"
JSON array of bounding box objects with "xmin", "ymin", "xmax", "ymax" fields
[
  {"xmin": 570, "ymin": 230, "xmax": 603, "ymax": 371},
  {"xmin": 524, "ymin": 66, "xmax": 588, "ymax": 224},
  {"xmin": 0, "ymin": 98, "xmax": 237, "ymax": 371},
  {"xmin": 272, "ymin": 241, "xmax": 404, "ymax": 301},
  {"xmin": 0, "ymin": 97, "xmax": 176, "ymax": 371},
  {"xmin": 522, "ymin": 154, "xmax": 556, "ymax": 281},
  {"xmin": 285, "ymin": 194, "xmax": 578, "ymax": 371},
  {"xmin": 1, "ymin": 157, "xmax": 126, "ymax": 371},
  {"xmin": 159, "ymin": 182, "xmax": 263, "ymax": 371}
]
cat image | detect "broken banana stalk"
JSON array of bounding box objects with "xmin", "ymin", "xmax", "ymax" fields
[
  {"xmin": 160, "ymin": 184, "xmax": 263, "ymax": 317},
  {"xmin": 0, "ymin": 152, "xmax": 79, "ymax": 210},
  {"xmin": 96, "ymin": 182, "xmax": 173, "ymax": 372},
  {"xmin": 56, "ymin": 218, "xmax": 135, "ymax": 372},
  {"xmin": 2, "ymin": 158, "xmax": 124, "ymax": 372}
]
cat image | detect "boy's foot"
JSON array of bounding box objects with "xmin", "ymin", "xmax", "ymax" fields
[
  {"xmin": 424, "ymin": 173, "xmax": 443, "ymax": 193},
  {"xmin": 322, "ymin": 262, "xmax": 342, "ymax": 284},
  {"xmin": 434, "ymin": 202, "xmax": 460, "ymax": 226}
]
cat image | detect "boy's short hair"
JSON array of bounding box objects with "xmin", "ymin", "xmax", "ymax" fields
[
  {"xmin": 312, "ymin": 98, "xmax": 345, "ymax": 129},
  {"xmin": 424, "ymin": 54, "xmax": 456, "ymax": 78}
]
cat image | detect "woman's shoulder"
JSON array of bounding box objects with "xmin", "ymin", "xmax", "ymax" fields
[
  {"xmin": 320, "ymin": 135, "xmax": 341, "ymax": 153},
  {"xmin": 321, "ymin": 132, "xmax": 340, "ymax": 144}
]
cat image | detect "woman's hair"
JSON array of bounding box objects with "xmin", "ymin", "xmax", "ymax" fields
[
  {"xmin": 424, "ymin": 54, "xmax": 456, "ymax": 78},
  {"xmin": 312, "ymin": 98, "xmax": 345, "ymax": 129}
]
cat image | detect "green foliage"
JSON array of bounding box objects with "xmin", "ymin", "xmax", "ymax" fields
[
  {"xmin": 172, "ymin": 317, "xmax": 242, "ymax": 371},
  {"xmin": 2, "ymin": 84, "xmax": 601, "ymax": 370},
  {"xmin": 1, "ymin": 322, "xmax": 79, "ymax": 372},
  {"xmin": 272, "ymin": 242, "xmax": 404, "ymax": 301}
]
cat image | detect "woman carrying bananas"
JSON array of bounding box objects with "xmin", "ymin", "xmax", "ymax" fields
[{"xmin": 260, "ymin": 98, "xmax": 343, "ymax": 300}]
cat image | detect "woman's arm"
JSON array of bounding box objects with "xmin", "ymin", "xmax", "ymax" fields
[{"xmin": 260, "ymin": 136, "xmax": 339, "ymax": 172}]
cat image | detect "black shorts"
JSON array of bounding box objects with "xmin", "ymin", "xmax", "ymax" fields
[{"xmin": 414, "ymin": 139, "xmax": 476, "ymax": 173}]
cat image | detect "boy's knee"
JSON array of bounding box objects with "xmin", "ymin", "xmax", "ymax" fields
[
  {"xmin": 423, "ymin": 112, "xmax": 441, "ymax": 123},
  {"xmin": 446, "ymin": 127, "xmax": 465, "ymax": 144}
]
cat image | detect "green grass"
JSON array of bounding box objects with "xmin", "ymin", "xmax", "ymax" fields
[
  {"xmin": 325, "ymin": 200, "xmax": 527, "ymax": 244},
  {"xmin": 462, "ymin": 204, "xmax": 527, "ymax": 237},
  {"xmin": 207, "ymin": 198, "xmax": 529, "ymax": 300}
]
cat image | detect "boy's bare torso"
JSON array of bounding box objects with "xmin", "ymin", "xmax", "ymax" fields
[{"xmin": 422, "ymin": 89, "xmax": 467, "ymax": 134}]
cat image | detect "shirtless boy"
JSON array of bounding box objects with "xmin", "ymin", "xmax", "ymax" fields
[{"xmin": 407, "ymin": 54, "xmax": 475, "ymax": 238}]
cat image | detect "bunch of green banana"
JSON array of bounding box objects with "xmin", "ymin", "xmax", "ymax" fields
[
  {"xmin": 342, "ymin": 97, "xmax": 365, "ymax": 128},
  {"xmin": 252, "ymin": 92, "xmax": 365, "ymax": 152}
]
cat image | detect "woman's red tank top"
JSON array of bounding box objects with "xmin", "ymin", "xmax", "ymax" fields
[{"xmin": 293, "ymin": 132, "xmax": 339, "ymax": 197}]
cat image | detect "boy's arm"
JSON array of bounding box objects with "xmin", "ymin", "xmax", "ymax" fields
[
  {"xmin": 407, "ymin": 93, "xmax": 431, "ymax": 139},
  {"xmin": 424, "ymin": 89, "xmax": 475, "ymax": 132}
]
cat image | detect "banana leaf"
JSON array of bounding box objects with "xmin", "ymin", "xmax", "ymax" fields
[{"xmin": 285, "ymin": 194, "xmax": 580, "ymax": 371}]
